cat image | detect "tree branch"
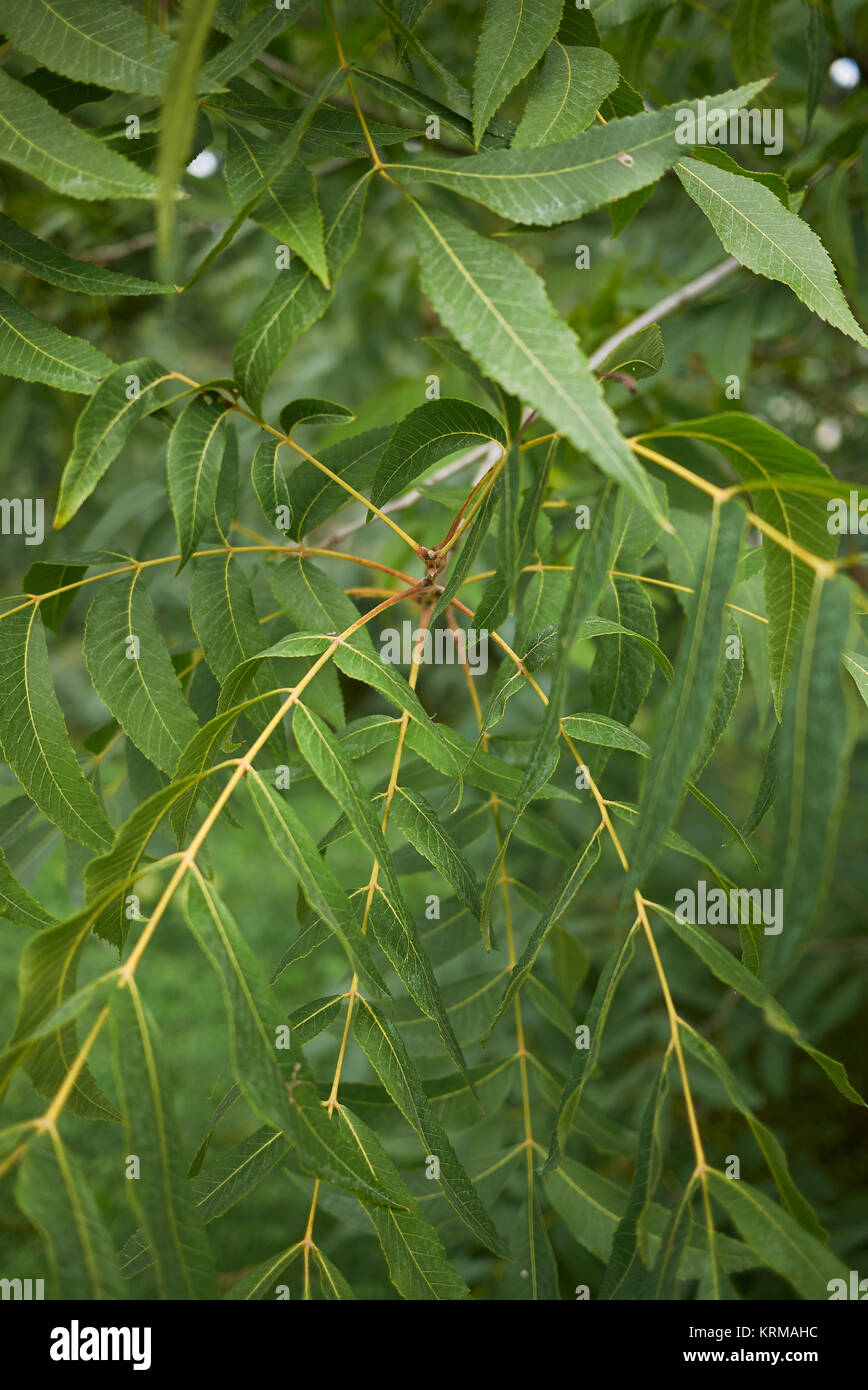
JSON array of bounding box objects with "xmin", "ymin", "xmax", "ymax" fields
[{"xmin": 587, "ymin": 256, "xmax": 739, "ymax": 369}]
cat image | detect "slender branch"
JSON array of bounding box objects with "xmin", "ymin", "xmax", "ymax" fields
[
  {"xmin": 586, "ymin": 258, "xmax": 740, "ymax": 369},
  {"xmin": 69, "ymin": 222, "xmax": 214, "ymax": 265}
]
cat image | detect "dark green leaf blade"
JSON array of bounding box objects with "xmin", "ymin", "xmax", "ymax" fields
[
  {"xmin": 354, "ymin": 1000, "xmax": 509, "ymax": 1257},
  {"xmin": 0, "ymin": 289, "xmax": 112, "ymax": 394},
  {"xmin": 0, "ymin": 211, "xmax": 174, "ymax": 295},
  {"xmin": 706, "ymin": 1169, "xmax": 847, "ymax": 1299},
  {"xmin": 16, "ymin": 1130, "xmax": 125, "ymax": 1298},
  {"xmin": 167, "ymin": 393, "xmax": 232, "ymax": 568},
  {"xmin": 55, "ymin": 359, "xmax": 169, "ymax": 527},
  {"xmin": 371, "ymin": 397, "xmax": 505, "ymax": 508},
  {"xmin": 110, "ymin": 983, "xmax": 217, "ymax": 1298},
  {"xmin": 399, "ymin": 83, "xmax": 769, "ymax": 225},
  {"xmin": 0, "ymin": 606, "xmax": 113, "ymax": 851},
  {"xmin": 472, "ymin": 0, "xmax": 563, "ymax": 145},
  {"xmin": 84, "ymin": 576, "xmax": 199, "ymax": 774},
  {"xmin": 0, "ymin": 68, "xmax": 157, "ymax": 198},
  {"xmin": 769, "ymin": 576, "xmax": 850, "ymax": 982},
  {"xmin": 623, "ymin": 502, "xmax": 744, "ymax": 897}
]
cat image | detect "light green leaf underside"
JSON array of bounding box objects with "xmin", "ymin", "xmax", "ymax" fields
[{"xmin": 676, "ymin": 158, "xmax": 868, "ymax": 347}]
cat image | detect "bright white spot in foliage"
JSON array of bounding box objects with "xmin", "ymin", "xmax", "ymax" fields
[
  {"xmin": 814, "ymin": 417, "xmax": 843, "ymax": 451},
  {"xmin": 187, "ymin": 149, "xmax": 219, "ymax": 178},
  {"xmin": 829, "ymin": 57, "xmax": 860, "ymax": 90}
]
